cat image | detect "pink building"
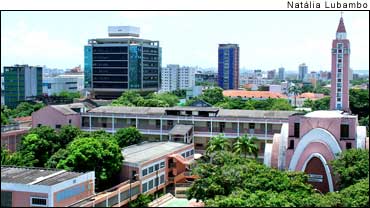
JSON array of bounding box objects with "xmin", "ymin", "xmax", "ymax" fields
[
  {"xmin": 330, "ymin": 16, "xmax": 350, "ymax": 111},
  {"xmin": 1, "ymin": 117, "xmax": 32, "ymax": 152},
  {"xmin": 121, "ymin": 142, "xmax": 195, "ymax": 195},
  {"xmin": 32, "ymin": 103, "xmax": 87, "ymax": 129},
  {"xmin": 264, "ymin": 15, "xmax": 368, "ymax": 194},
  {"xmin": 1, "ymin": 166, "xmax": 95, "ymax": 207}
]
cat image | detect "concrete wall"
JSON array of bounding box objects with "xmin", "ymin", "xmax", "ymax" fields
[{"xmin": 32, "ymin": 106, "xmax": 81, "ymax": 129}]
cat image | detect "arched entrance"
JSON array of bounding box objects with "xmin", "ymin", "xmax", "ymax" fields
[{"xmin": 303, "ymin": 155, "xmax": 330, "ymax": 193}]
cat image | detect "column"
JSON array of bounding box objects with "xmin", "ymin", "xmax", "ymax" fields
[
  {"xmin": 210, "ymin": 118, "xmax": 213, "ymax": 136},
  {"xmin": 112, "ymin": 114, "xmax": 115, "ymax": 133},
  {"xmin": 136, "ymin": 116, "xmax": 138, "ymax": 128},
  {"xmin": 160, "ymin": 117, "xmax": 163, "ymax": 141},
  {"xmin": 237, "ymin": 120, "xmax": 240, "ymax": 137},
  {"xmin": 265, "ymin": 120, "xmax": 267, "ymax": 139},
  {"xmin": 89, "ymin": 114, "xmax": 92, "ymax": 131}
]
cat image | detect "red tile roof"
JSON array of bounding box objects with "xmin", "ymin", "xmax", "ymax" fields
[
  {"xmin": 13, "ymin": 116, "xmax": 32, "ymax": 123},
  {"xmin": 223, "ymin": 90, "xmax": 287, "ymax": 99},
  {"xmin": 298, "ymin": 92, "xmax": 325, "ymax": 100}
]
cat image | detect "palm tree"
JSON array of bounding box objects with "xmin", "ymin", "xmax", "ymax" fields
[
  {"xmin": 288, "ymin": 85, "xmax": 302, "ymax": 107},
  {"xmin": 233, "ymin": 134, "xmax": 259, "ymax": 158},
  {"xmin": 206, "ymin": 134, "xmax": 229, "ymax": 156}
]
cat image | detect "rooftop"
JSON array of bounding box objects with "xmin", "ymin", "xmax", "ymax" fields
[
  {"xmin": 122, "ymin": 142, "xmax": 192, "ymax": 165},
  {"xmin": 223, "ymin": 90, "xmax": 287, "ymax": 99},
  {"xmin": 87, "ymin": 106, "xmax": 296, "ymax": 119},
  {"xmin": 304, "ymin": 110, "xmax": 356, "ymax": 118},
  {"xmin": 169, "ymin": 125, "xmax": 193, "ymax": 135},
  {"xmin": 1, "ymin": 166, "xmax": 87, "ymax": 186},
  {"xmin": 298, "ymin": 92, "xmax": 325, "ymax": 100}
]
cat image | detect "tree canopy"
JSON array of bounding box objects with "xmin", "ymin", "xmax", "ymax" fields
[
  {"xmin": 114, "ymin": 127, "xmax": 142, "ymax": 148},
  {"xmin": 331, "ymin": 148, "xmax": 369, "ymax": 189},
  {"xmin": 57, "ymin": 136, "xmax": 123, "ymax": 191},
  {"xmin": 111, "ymin": 91, "xmax": 179, "ymax": 107}
]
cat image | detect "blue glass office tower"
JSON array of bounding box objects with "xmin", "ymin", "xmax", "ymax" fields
[
  {"xmin": 84, "ymin": 27, "xmax": 161, "ymax": 99},
  {"xmin": 218, "ymin": 44, "xmax": 239, "ymax": 89}
]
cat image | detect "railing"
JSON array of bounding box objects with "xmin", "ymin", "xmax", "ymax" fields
[{"xmin": 1, "ymin": 123, "xmax": 20, "ymax": 132}]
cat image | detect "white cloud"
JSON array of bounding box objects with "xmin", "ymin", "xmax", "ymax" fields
[{"xmin": 1, "ymin": 20, "xmax": 81, "ymax": 68}]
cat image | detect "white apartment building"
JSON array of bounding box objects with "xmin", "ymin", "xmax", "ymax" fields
[
  {"xmin": 43, "ymin": 74, "xmax": 84, "ymax": 96},
  {"xmin": 161, "ymin": 65, "xmax": 195, "ymax": 92}
]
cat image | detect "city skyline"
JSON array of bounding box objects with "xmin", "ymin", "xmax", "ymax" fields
[{"xmin": 1, "ymin": 11, "xmax": 369, "ymax": 72}]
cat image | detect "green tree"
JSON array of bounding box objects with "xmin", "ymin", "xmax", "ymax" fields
[
  {"xmin": 114, "ymin": 127, "xmax": 142, "ymax": 148},
  {"xmin": 58, "ymin": 91, "xmax": 81, "ymax": 100},
  {"xmin": 331, "ymin": 148, "xmax": 369, "ymax": 189},
  {"xmin": 58, "ymin": 125, "xmax": 82, "ymax": 148},
  {"xmin": 28, "ymin": 126, "xmax": 60, "ymax": 152},
  {"xmin": 19, "ymin": 133, "xmax": 53, "ymax": 167},
  {"xmin": 130, "ymin": 194, "xmax": 154, "ymax": 207},
  {"xmin": 57, "ymin": 136, "xmax": 123, "ymax": 191},
  {"xmin": 1, "ymin": 146, "xmax": 37, "ymax": 166},
  {"xmin": 288, "ymin": 85, "xmax": 302, "ymax": 107},
  {"xmin": 206, "ymin": 134, "xmax": 230, "ymax": 155},
  {"xmin": 45, "ymin": 148, "xmax": 68, "ymax": 168},
  {"xmin": 304, "ymin": 96, "xmax": 330, "ymax": 111},
  {"xmin": 187, "ymin": 151, "xmax": 316, "ymax": 206},
  {"xmin": 1, "ymin": 105, "xmax": 11, "ymax": 125},
  {"xmin": 270, "ymin": 99, "xmax": 294, "ymax": 111},
  {"xmin": 10, "ymin": 102, "xmax": 45, "ymax": 118},
  {"xmin": 200, "ymin": 87, "xmax": 224, "ymax": 105},
  {"xmin": 151, "ymin": 92, "xmax": 179, "ymax": 107},
  {"xmin": 317, "ymin": 177, "xmax": 369, "ymax": 207},
  {"xmin": 349, "ymin": 89, "xmax": 369, "ymax": 119},
  {"xmin": 233, "ymin": 134, "xmax": 259, "ymax": 158},
  {"xmin": 111, "ymin": 91, "xmax": 144, "ymax": 106}
]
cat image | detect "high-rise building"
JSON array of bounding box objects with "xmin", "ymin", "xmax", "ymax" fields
[
  {"xmin": 267, "ymin": 69, "xmax": 276, "ymax": 79},
  {"xmin": 218, "ymin": 44, "xmax": 239, "ymax": 89},
  {"xmin": 3, "ymin": 65, "xmax": 43, "ymax": 108},
  {"xmin": 278, "ymin": 67, "xmax": 285, "ymax": 80},
  {"xmin": 330, "ymin": 16, "xmax": 350, "ymax": 111},
  {"xmin": 84, "ymin": 26, "xmax": 161, "ymax": 99},
  {"xmin": 161, "ymin": 65, "xmax": 195, "ymax": 92},
  {"xmin": 43, "ymin": 74, "xmax": 84, "ymax": 96},
  {"xmin": 298, "ymin": 63, "xmax": 308, "ymax": 81}
]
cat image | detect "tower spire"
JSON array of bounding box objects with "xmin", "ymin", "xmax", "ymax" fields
[{"xmin": 337, "ymin": 13, "xmax": 346, "ymax": 33}]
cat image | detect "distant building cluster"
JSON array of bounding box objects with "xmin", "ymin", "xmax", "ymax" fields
[{"xmin": 161, "ymin": 64, "xmax": 195, "ymax": 92}]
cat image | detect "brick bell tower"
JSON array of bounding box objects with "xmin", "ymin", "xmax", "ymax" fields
[{"xmin": 330, "ymin": 13, "xmax": 350, "ymax": 111}]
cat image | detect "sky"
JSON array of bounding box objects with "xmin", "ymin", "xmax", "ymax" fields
[{"xmin": 1, "ymin": 11, "xmax": 369, "ymax": 72}]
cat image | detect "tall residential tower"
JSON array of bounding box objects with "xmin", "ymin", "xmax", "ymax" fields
[
  {"xmin": 84, "ymin": 26, "xmax": 161, "ymax": 99},
  {"xmin": 330, "ymin": 16, "xmax": 350, "ymax": 111},
  {"xmin": 218, "ymin": 44, "xmax": 239, "ymax": 89}
]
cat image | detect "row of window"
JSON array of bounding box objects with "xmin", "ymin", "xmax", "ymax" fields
[
  {"xmin": 30, "ymin": 197, "xmax": 47, "ymax": 206},
  {"xmin": 180, "ymin": 149, "xmax": 194, "ymax": 158},
  {"xmin": 142, "ymin": 174, "xmax": 165, "ymax": 193},
  {"xmin": 142, "ymin": 161, "xmax": 165, "ymax": 177},
  {"xmin": 56, "ymin": 184, "xmax": 85, "ymax": 202}
]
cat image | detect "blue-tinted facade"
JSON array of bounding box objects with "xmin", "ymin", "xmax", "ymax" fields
[
  {"xmin": 218, "ymin": 44, "xmax": 239, "ymax": 90},
  {"xmin": 84, "ymin": 37, "xmax": 160, "ymax": 99},
  {"xmin": 84, "ymin": 46, "xmax": 92, "ymax": 89}
]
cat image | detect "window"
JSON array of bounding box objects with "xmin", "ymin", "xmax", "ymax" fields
[
  {"xmin": 190, "ymin": 149, "xmax": 194, "ymax": 155},
  {"xmin": 337, "ymin": 79, "xmax": 341, "ymax": 83},
  {"xmin": 181, "ymin": 153, "xmax": 186, "ymax": 158},
  {"xmin": 148, "ymin": 180, "xmax": 154, "ymax": 190},
  {"xmin": 294, "ymin": 123, "xmax": 300, "ymax": 138},
  {"xmin": 148, "ymin": 166, "xmax": 154, "ymax": 174},
  {"xmin": 346, "ymin": 142, "xmax": 352, "ymax": 149},
  {"xmin": 249, "ymin": 123, "xmax": 255, "ymax": 129},
  {"xmin": 142, "ymin": 169, "xmax": 148, "ymax": 176},
  {"xmin": 37, "ymin": 124, "xmax": 42, "ymax": 127},
  {"xmin": 56, "ymin": 185, "xmax": 85, "ymax": 202},
  {"xmin": 338, "ymin": 68, "xmax": 342, "ymax": 72},
  {"xmin": 341, "ymin": 124, "xmax": 349, "ymax": 138},
  {"xmin": 69, "ymin": 119, "xmax": 72, "ymax": 124},
  {"xmin": 55, "ymin": 124, "xmax": 61, "ymax": 129},
  {"xmin": 160, "ymin": 175, "xmax": 165, "ymax": 184},
  {"xmin": 102, "ymin": 123, "xmax": 107, "ymax": 128},
  {"xmin": 155, "ymin": 177, "xmax": 159, "ymax": 186},
  {"xmin": 142, "ymin": 183, "xmax": 147, "ymax": 193},
  {"xmin": 288, "ymin": 140, "xmax": 294, "ymax": 149},
  {"xmin": 155, "ymin": 164, "xmax": 159, "ymax": 171},
  {"xmin": 31, "ymin": 197, "xmax": 47, "ymax": 206},
  {"xmin": 156, "ymin": 120, "xmax": 161, "ymax": 128},
  {"xmin": 186, "ymin": 151, "xmax": 190, "ymax": 157},
  {"xmin": 160, "ymin": 161, "xmax": 165, "ymax": 168},
  {"xmin": 337, "ymin": 98, "xmax": 341, "ymax": 102},
  {"xmin": 1, "ymin": 191, "xmax": 12, "ymax": 207}
]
